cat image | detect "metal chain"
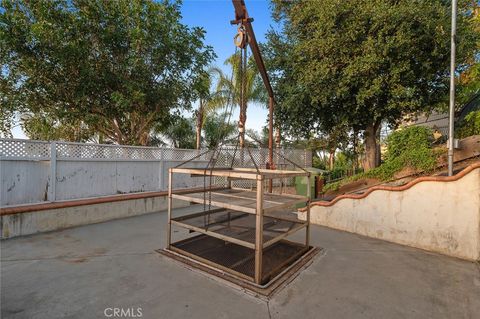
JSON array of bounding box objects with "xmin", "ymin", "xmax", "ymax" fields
[
  {"xmin": 197, "ymin": 27, "xmax": 259, "ymax": 228},
  {"xmin": 202, "ymin": 44, "xmax": 241, "ymax": 228}
]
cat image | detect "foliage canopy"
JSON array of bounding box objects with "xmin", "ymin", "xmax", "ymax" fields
[
  {"xmin": 0, "ymin": 0, "xmax": 215, "ymax": 144},
  {"xmin": 265, "ymin": 0, "xmax": 477, "ymax": 169},
  {"xmin": 456, "ymin": 110, "xmax": 480, "ymax": 138},
  {"xmin": 323, "ymin": 126, "xmax": 442, "ymax": 192}
]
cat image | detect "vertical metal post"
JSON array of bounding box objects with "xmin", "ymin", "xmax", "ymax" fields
[
  {"xmin": 0, "ymin": 158, "xmax": 2, "ymax": 205},
  {"xmin": 448, "ymin": 0, "xmax": 457, "ymax": 176},
  {"xmin": 306, "ymin": 172, "xmax": 311, "ymax": 247},
  {"xmin": 167, "ymin": 168, "xmax": 173, "ymax": 248},
  {"xmin": 49, "ymin": 141, "xmax": 57, "ymax": 202},
  {"xmin": 268, "ymin": 97, "xmax": 274, "ymax": 193},
  {"xmin": 255, "ymin": 176, "xmax": 264, "ymax": 284},
  {"xmin": 159, "ymin": 148, "xmax": 165, "ymax": 190}
]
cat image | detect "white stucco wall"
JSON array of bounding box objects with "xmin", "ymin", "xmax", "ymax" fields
[
  {"xmin": 0, "ymin": 197, "xmax": 188, "ymax": 239},
  {"xmin": 300, "ymin": 168, "xmax": 480, "ymax": 261}
]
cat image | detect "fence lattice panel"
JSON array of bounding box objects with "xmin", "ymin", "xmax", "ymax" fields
[
  {"xmin": 0, "ymin": 139, "xmax": 50, "ymax": 159},
  {"xmin": 1, "ymin": 139, "xmax": 310, "ymax": 168}
]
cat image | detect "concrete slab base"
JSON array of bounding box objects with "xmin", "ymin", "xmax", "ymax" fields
[
  {"xmin": 1, "ymin": 205, "xmax": 479, "ymax": 319},
  {"xmin": 158, "ymin": 245, "xmax": 323, "ymax": 300}
]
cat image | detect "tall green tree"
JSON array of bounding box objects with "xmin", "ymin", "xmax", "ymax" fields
[
  {"xmin": 265, "ymin": 0, "xmax": 477, "ymax": 170},
  {"xmin": 0, "ymin": 0, "xmax": 214, "ymax": 145},
  {"xmin": 458, "ymin": 2, "xmax": 480, "ymax": 103},
  {"xmin": 246, "ymin": 127, "xmax": 269, "ymax": 147},
  {"xmin": 21, "ymin": 112, "xmax": 95, "ymax": 142},
  {"xmin": 217, "ymin": 52, "xmax": 267, "ymax": 147},
  {"xmin": 203, "ymin": 112, "xmax": 236, "ymax": 149},
  {"xmin": 160, "ymin": 116, "xmax": 196, "ymax": 149},
  {"xmin": 193, "ymin": 67, "xmax": 230, "ymax": 149}
]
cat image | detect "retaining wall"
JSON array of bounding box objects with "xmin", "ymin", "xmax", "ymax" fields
[
  {"xmin": 299, "ymin": 164, "xmax": 480, "ymax": 261},
  {"xmin": 0, "ymin": 195, "xmax": 188, "ymax": 239}
]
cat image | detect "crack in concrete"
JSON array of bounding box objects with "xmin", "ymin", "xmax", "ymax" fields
[{"xmin": 266, "ymin": 300, "xmax": 273, "ymax": 319}]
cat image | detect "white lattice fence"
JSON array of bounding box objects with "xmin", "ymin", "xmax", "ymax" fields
[
  {"xmin": 1, "ymin": 138, "xmax": 311, "ymax": 206},
  {"xmin": 55, "ymin": 142, "xmax": 211, "ymax": 161},
  {"xmin": 1, "ymin": 139, "xmax": 310, "ymax": 164},
  {"xmin": 0, "ymin": 139, "xmax": 50, "ymax": 159},
  {"xmin": 210, "ymin": 147, "xmax": 309, "ymax": 189}
]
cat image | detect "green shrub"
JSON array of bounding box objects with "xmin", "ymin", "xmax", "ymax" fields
[
  {"xmin": 385, "ymin": 126, "xmax": 433, "ymax": 160},
  {"xmin": 312, "ymin": 156, "xmax": 326, "ymax": 170},
  {"xmin": 322, "ymin": 180, "xmax": 342, "ymax": 192},
  {"xmin": 456, "ymin": 111, "xmax": 480, "ymax": 139},
  {"xmin": 322, "ymin": 126, "xmax": 442, "ymax": 193}
]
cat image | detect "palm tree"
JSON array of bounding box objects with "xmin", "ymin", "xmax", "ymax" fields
[
  {"xmin": 194, "ymin": 53, "xmax": 266, "ymax": 150},
  {"xmin": 194, "ymin": 67, "xmax": 232, "ymax": 149},
  {"xmin": 217, "ymin": 52, "xmax": 267, "ymax": 147},
  {"xmin": 203, "ymin": 112, "xmax": 237, "ymax": 149}
]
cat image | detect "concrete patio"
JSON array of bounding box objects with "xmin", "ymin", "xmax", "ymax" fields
[{"xmin": 1, "ymin": 206, "xmax": 479, "ymax": 319}]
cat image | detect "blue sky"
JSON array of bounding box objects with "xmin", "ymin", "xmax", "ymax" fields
[
  {"xmin": 181, "ymin": 0, "xmax": 273, "ymax": 67},
  {"xmin": 11, "ymin": 0, "xmax": 276, "ymax": 139},
  {"xmin": 181, "ymin": 0, "xmax": 276, "ymax": 133}
]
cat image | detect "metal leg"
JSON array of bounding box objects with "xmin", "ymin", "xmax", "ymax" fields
[
  {"xmin": 255, "ymin": 177, "xmax": 264, "ymax": 284},
  {"xmin": 167, "ymin": 169, "xmax": 173, "ymax": 248},
  {"xmin": 306, "ymin": 173, "xmax": 311, "ymax": 247},
  {"xmin": 306, "ymin": 203, "xmax": 311, "ymax": 247}
]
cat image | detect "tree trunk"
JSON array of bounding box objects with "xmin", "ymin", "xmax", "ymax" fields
[
  {"xmin": 275, "ymin": 126, "xmax": 281, "ymax": 148},
  {"xmin": 196, "ymin": 100, "xmax": 204, "ymax": 150},
  {"xmin": 352, "ymin": 129, "xmax": 357, "ymax": 174},
  {"xmin": 139, "ymin": 132, "xmax": 149, "ymax": 146},
  {"xmin": 363, "ymin": 122, "xmax": 381, "ymax": 171},
  {"xmin": 328, "ymin": 149, "xmax": 335, "ymax": 170},
  {"xmin": 238, "ymin": 104, "xmax": 247, "ymax": 148}
]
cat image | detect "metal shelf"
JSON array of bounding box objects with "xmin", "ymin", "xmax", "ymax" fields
[
  {"xmin": 170, "ymin": 235, "xmax": 309, "ymax": 284},
  {"xmin": 172, "ymin": 188, "xmax": 307, "ymax": 214},
  {"xmin": 167, "ymin": 166, "xmax": 312, "ymax": 285},
  {"xmin": 171, "ymin": 209, "xmax": 307, "ymax": 249},
  {"xmin": 170, "ymin": 167, "xmax": 309, "ymax": 180}
]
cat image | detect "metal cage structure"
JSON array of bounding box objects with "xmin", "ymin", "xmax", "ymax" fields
[
  {"xmin": 165, "ymin": 146, "xmax": 312, "ymax": 285},
  {"xmin": 164, "ymin": 0, "xmax": 315, "ymax": 287}
]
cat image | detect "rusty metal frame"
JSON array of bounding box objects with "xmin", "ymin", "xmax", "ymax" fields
[
  {"xmin": 306, "ymin": 172, "xmax": 311, "ymax": 247},
  {"xmin": 167, "ymin": 168, "xmax": 173, "ymax": 248},
  {"xmin": 166, "ymin": 158, "xmax": 313, "ymax": 286},
  {"xmin": 255, "ymin": 176, "xmax": 264, "ymax": 283},
  {"xmin": 231, "ymin": 0, "xmax": 276, "ymax": 193},
  {"xmin": 171, "ymin": 209, "xmax": 307, "ymax": 251}
]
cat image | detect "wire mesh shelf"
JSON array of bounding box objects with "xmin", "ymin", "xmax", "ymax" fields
[
  {"xmin": 171, "ymin": 209, "xmax": 307, "ymax": 249},
  {"xmin": 167, "ymin": 143, "xmax": 312, "ymax": 285},
  {"xmin": 170, "ymin": 235, "xmax": 308, "ymax": 284},
  {"xmin": 172, "ymin": 186, "xmax": 308, "ymax": 214}
]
